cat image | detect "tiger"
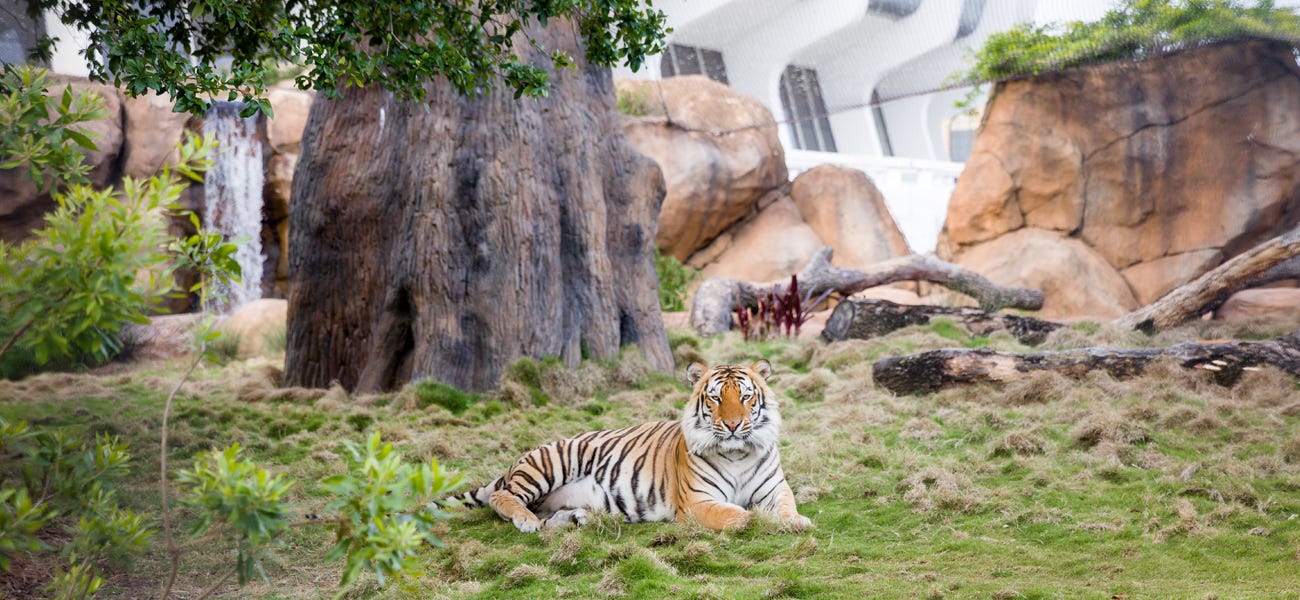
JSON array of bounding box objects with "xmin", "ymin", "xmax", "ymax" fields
[{"xmin": 449, "ymin": 359, "xmax": 812, "ymax": 533}]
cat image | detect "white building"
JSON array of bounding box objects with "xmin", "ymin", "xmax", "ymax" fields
[{"xmin": 613, "ymin": 0, "xmax": 1118, "ymax": 250}]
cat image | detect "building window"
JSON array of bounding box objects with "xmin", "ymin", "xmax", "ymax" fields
[
  {"xmin": 946, "ymin": 110, "xmax": 982, "ymax": 162},
  {"xmin": 871, "ymin": 90, "xmax": 893, "ymax": 157},
  {"xmin": 780, "ymin": 65, "xmax": 837, "ymax": 152},
  {"xmin": 660, "ymin": 44, "xmax": 729, "ymax": 84}
]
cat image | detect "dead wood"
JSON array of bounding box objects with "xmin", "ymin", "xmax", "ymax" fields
[
  {"xmin": 1116, "ymin": 225, "xmax": 1300, "ymax": 332},
  {"xmin": 689, "ymin": 247, "xmax": 1045, "ymax": 335},
  {"xmin": 821, "ymin": 298, "xmax": 1062, "ymax": 345},
  {"xmin": 872, "ymin": 330, "xmax": 1300, "ymax": 395}
]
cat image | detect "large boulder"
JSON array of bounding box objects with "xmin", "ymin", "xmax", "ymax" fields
[
  {"xmin": 941, "ymin": 41, "xmax": 1300, "ymax": 316},
  {"xmin": 953, "ymin": 228, "xmax": 1138, "ymax": 320},
  {"xmin": 122, "ymin": 92, "xmax": 191, "ymax": 179},
  {"xmin": 791, "ymin": 165, "xmax": 911, "ymax": 270},
  {"xmin": 697, "ymin": 196, "xmax": 823, "ymax": 285},
  {"xmin": 618, "ymin": 76, "xmax": 786, "ymax": 262},
  {"xmin": 1214, "ymin": 288, "xmax": 1300, "ymax": 322},
  {"xmin": 219, "ymin": 298, "xmax": 288, "ymax": 358}
]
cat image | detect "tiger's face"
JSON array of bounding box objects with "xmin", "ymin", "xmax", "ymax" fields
[{"xmin": 682, "ymin": 360, "xmax": 781, "ymax": 455}]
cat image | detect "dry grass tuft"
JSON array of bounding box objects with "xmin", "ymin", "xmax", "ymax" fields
[
  {"xmin": 1070, "ymin": 410, "xmax": 1149, "ymax": 447},
  {"xmin": 595, "ymin": 570, "xmax": 627, "ymax": 598},
  {"xmin": 502, "ymin": 564, "xmax": 549, "ymax": 588},
  {"xmin": 1151, "ymin": 498, "xmax": 1202, "ymax": 542},
  {"xmin": 993, "ymin": 431, "xmax": 1048, "ymax": 456},
  {"xmin": 994, "ymin": 371, "xmax": 1073, "ymax": 405},
  {"xmin": 0, "ymin": 372, "xmax": 120, "ymax": 403},
  {"xmin": 898, "ymin": 466, "xmax": 986, "ymax": 513},
  {"xmin": 1231, "ymin": 367, "xmax": 1296, "ymax": 407},
  {"xmin": 1161, "ymin": 405, "xmax": 1202, "ymax": 428},
  {"xmin": 900, "ymin": 418, "xmax": 943, "ymax": 441},
  {"xmin": 794, "ymin": 485, "xmax": 825, "ymax": 504},
  {"xmin": 548, "ymin": 532, "xmax": 583, "ymax": 565}
]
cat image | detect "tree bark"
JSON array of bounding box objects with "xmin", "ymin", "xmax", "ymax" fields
[
  {"xmin": 689, "ymin": 247, "xmax": 1045, "ymax": 335},
  {"xmin": 871, "ymin": 330, "xmax": 1300, "ymax": 395},
  {"xmin": 284, "ymin": 23, "xmax": 671, "ymax": 392},
  {"xmin": 1115, "ymin": 224, "xmax": 1300, "ymax": 332},
  {"xmin": 822, "ymin": 299, "xmax": 1062, "ymax": 345}
]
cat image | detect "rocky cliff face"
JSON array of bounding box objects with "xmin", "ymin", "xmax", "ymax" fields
[{"xmin": 941, "ymin": 41, "xmax": 1300, "ymax": 318}]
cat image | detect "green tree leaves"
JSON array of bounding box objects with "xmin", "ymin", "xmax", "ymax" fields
[
  {"xmin": 958, "ymin": 0, "xmax": 1300, "ymax": 87},
  {"xmin": 24, "ymin": 0, "xmax": 670, "ymax": 115}
]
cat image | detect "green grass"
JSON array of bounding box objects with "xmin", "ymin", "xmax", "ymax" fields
[{"xmin": 0, "ymin": 319, "xmax": 1298, "ymax": 598}]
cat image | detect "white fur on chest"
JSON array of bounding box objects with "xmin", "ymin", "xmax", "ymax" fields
[{"xmin": 690, "ymin": 445, "xmax": 779, "ymax": 508}]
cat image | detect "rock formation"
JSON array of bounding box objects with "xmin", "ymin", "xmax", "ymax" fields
[
  {"xmin": 941, "ymin": 41, "xmax": 1300, "ymax": 318},
  {"xmin": 618, "ymin": 76, "xmax": 786, "ymax": 262}
]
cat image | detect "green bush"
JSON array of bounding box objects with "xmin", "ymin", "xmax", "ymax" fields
[
  {"xmin": 616, "ymin": 85, "xmax": 661, "ymax": 117},
  {"xmin": 0, "ymin": 66, "xmax": 233, "ymax": 379},
  {"xmin": 410, "ymin": 379, "xmax": 482, "ymax": 414},
  {"xmin": 655, "ymin": 247, "xmax": 697, "ymax": 312},
  {"xmin": 956, "ymin": 0, "xmax": 1300, "ymax": 104}
]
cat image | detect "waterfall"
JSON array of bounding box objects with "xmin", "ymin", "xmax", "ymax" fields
[{"xmin": 202, "ymin": 101, "xmax": 264, "ymax": 314}]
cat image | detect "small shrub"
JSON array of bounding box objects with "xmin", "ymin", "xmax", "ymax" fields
[
  {"xmin": 409, "ymin": 379, "xmax": 481, "ymax": 414},
  {"xmin": 655, "ymin": 247, "xmax": 697, "ymax": 312},
  {"xmin": 734, "ymin": 276, "xmax": 831, "ymax": 341},
  {"xmin": 616, "ymin": 84, "xmax": 661, "ymax": 117}
]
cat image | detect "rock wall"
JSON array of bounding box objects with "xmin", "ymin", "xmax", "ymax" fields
[
  {"xmin": 940, "ymin": 41, "xmax": 1300, "ymax": 318},
  {"xmin": 616, "ymin": 77, "xmax": 912, "ymax": 286}
]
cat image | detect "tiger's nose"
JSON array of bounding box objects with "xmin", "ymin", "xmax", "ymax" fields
[{"xmin": 722, "ymin": 419, "xmax": 742, "ymax": 432}]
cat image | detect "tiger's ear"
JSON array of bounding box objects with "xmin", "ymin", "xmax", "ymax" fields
[
  {"xmin": 686, "ymin": 362, "xmax": 707, "ymax": 385},
  {"xmin": 750, "ymin": 359, "xmax": 772, "ymax": 381}
]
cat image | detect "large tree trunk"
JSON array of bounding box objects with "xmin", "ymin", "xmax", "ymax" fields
[
  {"xmin": 284, "ymin": 23, "xmax": 672, "ymax": 392},
  {"xmin": 872, "ymin": 331, "xmax": 1300, "ymax": 395}
]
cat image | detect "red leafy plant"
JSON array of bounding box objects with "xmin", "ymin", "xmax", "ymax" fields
[{"xmin": 733, "ymin": 276, "xmax": 832, "ymax": 341}]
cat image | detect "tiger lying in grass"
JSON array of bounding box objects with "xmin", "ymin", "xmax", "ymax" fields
[{"xmin": 451, "ymin": 360, "xmax": 812, "ymax": 532}]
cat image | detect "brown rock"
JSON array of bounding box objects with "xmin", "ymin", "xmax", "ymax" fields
[
  {"xmin": 267, "ymin": 89, "xmax": 313, "ymax": 154},
  {"xmin": 699, "ymin": 196, "xmax": 822, "ymax": 285},
  {"xmin": 1214, "ymin": 288, "xmax": 1300, "ymax": 322},
  {"xmin": 952, "ymin": 228, "xmax": 1138, "ymax": 319},
  {"xmin": 619, "ymin": 76, "xmax": 786, "ymax": 261},
  {"xmin": 791, "ymin": 165, "xmax": 910, "ymax": 269},
  {"xmin": 121, "ymin": 92, "xmax": 190, "ymax": 178},
  {"xmin": 940, "ymin": 41, "xmax": 1300, "ymax": 316},
  {"xmin": 219, "ymin": 298, "xmax": 288, "ymax": 358},
  {"xmin": 265, "ymin": 152, "xmax": 296, "ymax": 221},
  {"xmin": 943, "ymin": 151, "xmax": 1022, "ymax": 247},
  {"xmin": 1120, "ymin": 249, "xmax": 1222, "ymax": 306},
  {"xmin": 63, "ymin": 80, "xmax": 125, "ymax": 188},
  {"xmin": 120, "ymin": 313, "xmax": 205, "ymax": 361}
]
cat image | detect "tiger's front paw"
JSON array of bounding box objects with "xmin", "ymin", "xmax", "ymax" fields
[
  {"xmin": 782, "ymin": 514, "xmax": 813, "ymax": 532},
  {"xmin": 513, "ymin": 515, "xmax": 543, "ymax": 533},
  {"xmin": 723, "ymin": 510, "xmax": 753, "ymax": 531}
]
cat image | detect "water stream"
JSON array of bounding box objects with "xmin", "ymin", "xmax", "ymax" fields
[{"xmin": 202, "ymin": 101, "xmax": 264, "ymax": 314}]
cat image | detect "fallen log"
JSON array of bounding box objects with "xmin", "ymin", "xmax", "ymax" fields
[
  {"xmin": 1116, "ymin": 224, "xmax": 1300, "ymax": 332},
  {"xmin": 871, "ymin": 330, "xmax": 1300, "ymax": 395},
  {"xmin": 821, "ymin": 298, "xmax": 1062, "ymax": 345},
  {"xmin": 689, "ymin": 247, "xmax": 1045, "ymax": 335}
]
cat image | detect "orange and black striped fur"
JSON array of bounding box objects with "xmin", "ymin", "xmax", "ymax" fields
[{"xmin": 449, "ymin": 360, "xmax": 811, "ymax": 532}]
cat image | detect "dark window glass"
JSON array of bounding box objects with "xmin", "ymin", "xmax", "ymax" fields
[
  {"xmin": 780, "ymin": 65, "xmax": 837, "ymax": 152},
  {"xmin": 660, "ymin": 44, "xmax": 728, "ymax": 84}
]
